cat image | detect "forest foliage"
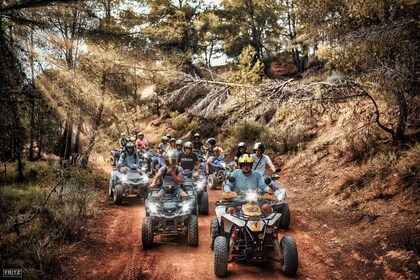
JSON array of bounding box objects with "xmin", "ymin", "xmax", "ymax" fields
[{"xmin": 0, "ymin": 0, "xmax": 419, "ymax": 277}]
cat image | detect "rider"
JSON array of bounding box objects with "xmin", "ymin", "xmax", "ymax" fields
[
  {"xmin": 177, "ymin": 141, "xmax": 199, "ymax": 172},
  {"xmin": 173, "ymin": 139, "xmax": 183, "ymax": 158},
  {"xmin": 251, "ymin": 142, "xmax": 279, "ymax": 192},
  {"xmin": 205, "ymin": 138, "xmax": 224, "ymax": 175},
  {"xmin": 224, "ymin": 154, "xmax": 273, "ymax": 215},
  {"xmin": 166, "ymin": 138, "xmax": 177, "ymax": 155},
  {"xmin": 192, "ymin": 133, "xmax": 204, "ymax": 153},
  {"xmin": 150, "ymin": 154, "xmax": 188, "ymax": 199},
  {"xmin": 117, "ymin": 142, "xmax": 139, "ymax": 170},
  {"xmin": 119, "ymin": 132, "xmax": 128, "ymax": 149},
  {"xmin": 135, "ymin": 132, "xmax": 148, "ymax": 151},
  {"xmin": 157, "ymin": 136, "xmax": 169, "ymax": 154},
  {"xmin": 233, "ymin": 142, "xmax": 247, "ymax": 169}
]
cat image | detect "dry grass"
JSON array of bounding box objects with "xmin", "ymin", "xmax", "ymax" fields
[{"xmin": 0, "ymin": 161, "xmax": 102, "ymax": 279}]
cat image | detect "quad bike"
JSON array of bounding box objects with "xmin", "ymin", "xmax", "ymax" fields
[
  {"xmin": 264, "ymin": 171, "xmax": 290, "ymax": 230},
  {"xmin": 183, "ymin": 169, "xmax": 209, "ymax": 215},
  {"xmin": 142, "ymin": 184, "xmax": 199, "ymax": 249},
  {"xmin": 109, "ymin": 164, "xmax": 150, "ymax": 205},
  {"xmin": 206, "ymin": 159, "xmax": 234, "ymax": 190},
  {"xmin": 210, "ymin": 188, "xmax": 298, "ymax": 277},
  {"xmin": 137, "ymin": 148, "xmax": 155, "ymax": 174},
  {"xmin": 151, "ymin": 152, "xmax": 166, "ymax": 176}
]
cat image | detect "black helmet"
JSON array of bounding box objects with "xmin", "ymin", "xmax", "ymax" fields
[
  {"xmin": 165, "ymin": 154, "xmax": 177, "ymax": 166},
  {"xmin": 162, "ymin": 136, "xmax": 168, "ymax": 142},
  {"xmin": 170, "ymin": 137, "xmax": 176, "ymax": 143},
  {"xmin": 253, "ymin": 142, "xmax": 265, "ymax": 153},
  {"xmin": 237, "ymin": 142, "xmax": 246, "ymax": 151},
  {"xmin": 206, "ymin": 138, "xmax": 216, "ymax": 146},
  {"xmin": 183, "ymin": 141, "xmax": 193, "ymax": 151},
  {"xmin": 175, "ymin": 139, "xmax": 183, "ymax": 146}
]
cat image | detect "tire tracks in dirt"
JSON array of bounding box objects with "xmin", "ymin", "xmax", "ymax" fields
[{"xmin": 60, "ymin": 169, "xmax": 346, "ymax": 280}]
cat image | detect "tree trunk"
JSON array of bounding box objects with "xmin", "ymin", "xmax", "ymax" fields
[
  {"xmin": 28, "ymin": 30, "xmax": 36, "ymax": 161},
  {"xmin": 82, "ymin": 72, "xmax": 106, "ymax": 168}
]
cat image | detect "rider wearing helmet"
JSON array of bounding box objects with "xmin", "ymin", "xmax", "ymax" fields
[
  {"xmin": 135, "ymin": 132, "xmax": 148, "ymax": 151},
  {"xmin": 150, "ymin": 154, "xmax": 187, "ymax": 199},
  {"xmin": 120, "ymin": 132, "xmax": 128, "ymax": 148},
  {"xmin": 157, "ymin": 136, "xmax": 169, "ymax": 154},
  {"xmin": 192, "ymin": 133, "xmax": 204, "ymax": 153},
  {"xmin": 224, "ymin": 154, "xmax": 273, "ymax": 215},
  {"xmin": 252, "ymin": 142, "xmax": 279, "ymax": 191},
  {"xmin": 177, "ymin": 141, "xmax": 199, "ymax": 171},
  {"xmin": 205, "ymin": 138, "xmax": 224, "ymax": 175},
  {"xmin": 233, "ymin": 142, "xmax": 247, "ymax": 169},
  {"xmin": 117, "ymin": 142, "xmax": 139, "ymax": 169},
  {"xmin": 173, "ymin": 139, "xmax": 183, "ymax": 158},
  {"xmin": 166, "ymin": 137, "xmax": 177, "ymax": 154}
]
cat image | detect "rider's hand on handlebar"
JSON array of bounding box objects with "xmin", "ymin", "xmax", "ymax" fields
[{"xmin": 267, "ymin": 189, "xmax": 274, "ymax": 194}]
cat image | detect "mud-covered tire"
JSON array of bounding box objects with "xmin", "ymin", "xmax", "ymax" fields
[
  {"xmin": 113, "ymin": 184, "xmax": 123, "ymax": 205},
  {"xmin": 108, "ymin": 180, "xmax": 113, "ymax": 197},
  {"xmin": 214, "ymin": 236, "xmax": 229, "ymax": 277},
  {"xmin": 200, "ymin": 192, "xmax": 209, "ymax": 215},
  {"xmin": 279, "ymin": 236, "xmax": 298, "ymax": 276},
  {"xmin": 188, "ymin": 215, "xmax": 199, "ymax": 246},
  {"xmin": 142, "ymin": 217, "xmax": 154, "ymax": 249},
  {"xmin": 210, "ymin": 219, "xmax": 219, "ymax": 250},
  {"xmin": 207, "ymin": 174, "xmax": 217, "ymax": 190},
  {"xmin": 279, "ymin": 203, "xmax": 290, "ymax": 229}
]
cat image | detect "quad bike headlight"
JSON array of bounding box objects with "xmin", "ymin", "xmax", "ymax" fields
[
  {"xmin": 181, "ymin": 200, "xmax": 194, "ymax": 213},
  {"xmin": 120, "ymin": 175, "xmax": 128, "ymax": 185},
  {"xmin": 148, "ymin": 202, "xmax": 159, "ymax": 214},
  {"xmin": 245, "ymin": 192, "xmax": 259, "ymax": 202}
]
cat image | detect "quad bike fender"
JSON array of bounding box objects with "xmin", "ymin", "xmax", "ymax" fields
[
  {"xmin": 215, "ymin": 205, "xmax": 227, "ymax": 225},
  {"xmin": 265, "ymin": 212, "xmax": 282, "ymax": 226},
  {"xmin": 221, "ymin": 214, "xmax": 245, "ymax": 233}
]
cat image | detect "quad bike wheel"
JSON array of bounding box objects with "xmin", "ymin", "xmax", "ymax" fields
[
  {"xmin": 214, "ymin": 236, "xmax": 229, "ymax": 277},
  {"xmin": 113, "ymin": 184, "xmax": 123, "ymax": 205},
  {"xmin": 277, "ymin": 236, "xmax": 298, "ymax": 276},
  {"xmin": 188, "ymin": 215, "xmax": 199, "ymax": 247},
  {"xmin": 142, "ymin": 217, "xmax": 154, "ymax": 249},
  {"xmin": 200, "ymin": 192, "xmax": 209, "ymax": 215},
  {"xmin": 207, "ymin": 174, "xmax": 217, "ymax": 190},
  {"xmin": 278, "ymin": 203, "xmax": 291, "ymax": 229},
  {"xmin": 108, "ymin": 180, "xmax": 113, "ymax": 197},
  {"xmin": 210, "ymin": 219, "xmax": 219, "ymax": 250}
]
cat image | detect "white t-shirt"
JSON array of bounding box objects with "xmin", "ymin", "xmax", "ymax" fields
[{"xmin": 251, "ymin": 154, "xmax": 272, "ymax": 175}]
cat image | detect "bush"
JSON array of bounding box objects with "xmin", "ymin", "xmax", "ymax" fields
[
  {"xmin": 395, "ymin": 143, "xmax": 420, "ymax": 189},
  {"xmin": 0, "ymin": 163, "xmax": 100, "ymax": 279},
  {"xmin": 171, "ymin": 111, "xmax": 189, "ymax": 131}
]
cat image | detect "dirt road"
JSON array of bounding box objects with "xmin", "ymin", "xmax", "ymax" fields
[{"xmin": 59, "ymin": 169, "xmax": 350, "ymax": 280}]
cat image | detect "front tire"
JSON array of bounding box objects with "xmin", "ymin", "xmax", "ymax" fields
[
  {"xmin": 278, "ymin": 236, "xmax": 298, "ymax": 276},
  {"xmin": 200, "ymin": 192, "xmax": 209, "ymax": 215},
  {"xmin": 142, "ymin": 217, "xmax": 154, "ymax": 249},
  {"xmin": 207, "ymin": 174, "xmax": 217, "ymax": 190},
  {"xmin": 188, "ymin": 215, "xmax": 199, "ymax": 246},
  {"xmin": 113, "ymin": 184, "xmax": 123, "ymax": 205},
  {"xmin": 210, "ymin": 219, "xmax": 219, "ymax": 250},
  {"xmin": 214, "ymin": 236, "xmax": 229, "ymax": 277}
]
